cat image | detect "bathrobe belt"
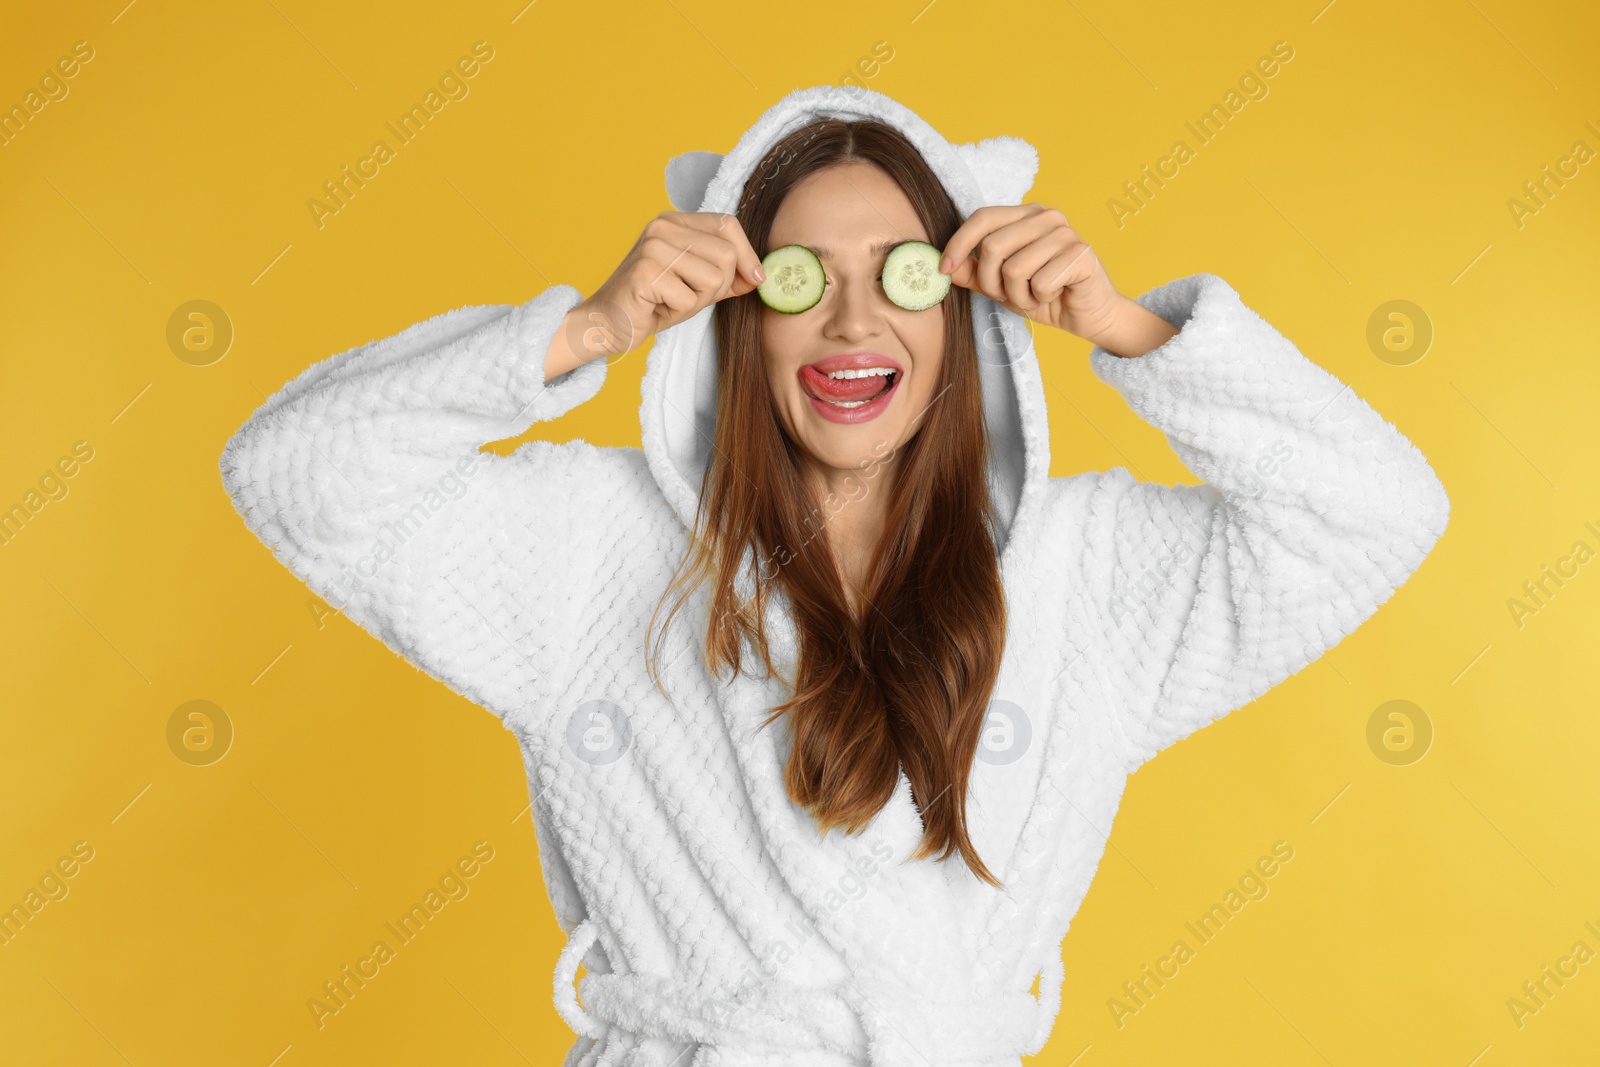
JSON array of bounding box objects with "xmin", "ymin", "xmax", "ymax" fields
[{"xmin": 554, "ymin": 918, "xmax": 1060, "ymax": 1065}]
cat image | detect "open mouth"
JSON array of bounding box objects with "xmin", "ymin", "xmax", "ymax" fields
[
  {"xmin": 798, "ymin": 363, "xmax": 902, "ymax": 424},
  {"xmin": 800, "ymin": 366, "xmax": 898, "ymax": 408}
]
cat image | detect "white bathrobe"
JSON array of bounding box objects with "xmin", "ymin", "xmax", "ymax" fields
[{"xmin": 218, "ymin": 85, "xmax": 1450, "ymax": 1067}]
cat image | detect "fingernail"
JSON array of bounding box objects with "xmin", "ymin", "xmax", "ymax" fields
[
  {"xmin": 753, "ymin": 266, "xmax": 765, "ymax": 282},
  {"xmin": 938, "ymin": 257, "xmax": 951, "ymax": 274}
]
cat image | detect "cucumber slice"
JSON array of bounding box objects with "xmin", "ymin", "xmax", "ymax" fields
[
  {"xmin": 757, "ymin": 244, "xmax": 825, "ymax": 313},
  {"xmin": 881, "ymin": 240, "xmax": 951, "ymax": 311}
]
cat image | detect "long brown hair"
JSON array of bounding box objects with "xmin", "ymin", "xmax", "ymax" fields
[{"xmin": 646, "ymin": 118, "xmax": 1008, "ymax": 887}]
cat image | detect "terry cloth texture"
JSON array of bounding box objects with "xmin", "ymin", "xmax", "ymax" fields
[{"xmin": 218, "ymin": 84, "xmax": 1450, "ymax": 1067}]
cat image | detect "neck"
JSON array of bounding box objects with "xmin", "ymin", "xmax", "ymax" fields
[{"xmin": 800, "ymin": 453, "xmax": 899, "ymax": 603}]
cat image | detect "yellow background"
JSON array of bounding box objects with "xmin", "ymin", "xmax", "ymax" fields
[{"xmin": 2, "ymin": 0, "xmax": 1596, "ymax": 1063}]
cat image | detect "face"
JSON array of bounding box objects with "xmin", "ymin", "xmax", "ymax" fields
[{"xmin": 761, "ymin": 161, "xmax": 946, "ymax": 489}]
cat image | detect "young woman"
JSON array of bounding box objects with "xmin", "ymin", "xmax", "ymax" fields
[{"xmin": 220, "ymin": 85, "xmax": 1450, "ymax": 1067}]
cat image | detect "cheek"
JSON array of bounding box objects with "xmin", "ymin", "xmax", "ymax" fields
[
  {"xmin": 909, "ymin": 317, "xmax": 945, "ymax": 386},
  {"xmin": 762, "ymin": 316, "xmax": 804, "ymax": 368},
  {"xmin": 758, "ymin": 319, "xmax": 786, "ymax": 387}
]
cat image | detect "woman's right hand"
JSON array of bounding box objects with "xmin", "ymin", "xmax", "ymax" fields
[{"xmin": 545, "ymin": 212, "xmax": 765, "ymax": 382}]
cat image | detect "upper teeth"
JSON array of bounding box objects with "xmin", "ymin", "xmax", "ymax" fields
[{"xmin": 826, "ymin": 367, "xmax": 894, "ymax": 379}]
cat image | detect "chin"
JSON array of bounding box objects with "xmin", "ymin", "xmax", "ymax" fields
[
  {"xmin": 799, "ymin": 422, "xmax": 902, "ymax": 473},
  {"xmin": 777, "ymin": 379, "xmax": 912, "ymax": 475}
]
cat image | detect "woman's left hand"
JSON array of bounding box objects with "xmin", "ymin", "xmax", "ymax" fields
[{"xmin": 938, "ymin": 204, "xmax": 1126, "ymax": 343}]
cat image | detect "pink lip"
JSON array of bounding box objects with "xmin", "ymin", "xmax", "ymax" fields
[
  {"xmin": 799, "ymin": 352, "xmax": 904, "ymax": 425},
  {"xmin": 804, "ymin": 352, "xmax": 904, "ymax": 376}
]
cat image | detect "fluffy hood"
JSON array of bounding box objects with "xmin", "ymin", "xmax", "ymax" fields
[{"xmin": 638, "ymin": 84, "xmax": 1052, "ymax": 566}]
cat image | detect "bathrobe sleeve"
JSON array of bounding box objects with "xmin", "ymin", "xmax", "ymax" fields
[
  {"xmin": 1067, "ymin": 272, "xmax": 1450, "ymax": 772},
  {"xmin": 218, "ymin": 283, "xmax": 612, "ymax": 730}
]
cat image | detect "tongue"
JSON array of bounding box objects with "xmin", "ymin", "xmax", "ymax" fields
[{"xmin": 803, "ymin": 366, "xmax": 891, "ymax": 402}]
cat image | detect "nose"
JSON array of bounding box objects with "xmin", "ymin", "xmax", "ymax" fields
[{"xmin": 821, "ymin": 272, "xmax": 886, "ymax": 342}]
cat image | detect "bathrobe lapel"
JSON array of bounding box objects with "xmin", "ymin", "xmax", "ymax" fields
[{"xmin": 703, "ymin": 558, "xmax": 1026, "ymax": 1064}]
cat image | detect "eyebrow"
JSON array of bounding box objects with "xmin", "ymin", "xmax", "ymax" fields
[{"xmin": 806, "ymin": 237, "xmax": 908, "ymax": 262}]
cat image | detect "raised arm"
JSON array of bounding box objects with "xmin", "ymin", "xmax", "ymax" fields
[
  {"xmin": 1059, "ymin": 273, "xmax": 1450, "ymax": 772},
  {"xmin": 219, "ymin": 210, "xmax": 771, "ymax": 733},
  {"xmin": 217, "ymin": 284, "xmax": 613, "ymax": 728}
]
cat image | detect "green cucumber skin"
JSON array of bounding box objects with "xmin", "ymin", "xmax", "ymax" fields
[
  {"xmin": 881, "ymin": 240, "xmax": 950, "ymax": 312},
  {"xmin": 758, "ymin": 244, "xmax": 825, "ymax": 313},
  {"xmin": 758, "ymin": 240, "xmax": 951, "ymax": 313}
]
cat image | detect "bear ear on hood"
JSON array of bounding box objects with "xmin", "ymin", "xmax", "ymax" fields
[
  {"xmin": 664, "ymin": 135, "xmax": 1040, "ymax": 213},
  {"xmin": 665, "ymin": 150, "xmax": 725, "ymax": 213},
  {"xmin": 951, "ymin": 135, "xmax": 1040, "ymax": 207}
]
